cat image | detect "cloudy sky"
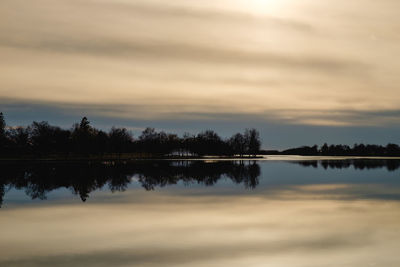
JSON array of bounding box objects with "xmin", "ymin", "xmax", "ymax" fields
[{"xmin": 1, "ymin": 0, "xmax": 399, "ymax": 148}]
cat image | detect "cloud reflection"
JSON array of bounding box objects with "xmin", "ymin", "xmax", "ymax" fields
[
  {"xmin": 1, "ymin": 159, "xmax": 400, "ymax": 266},
  {"xmin": 1, "ymin": 190, "xmax": 400, "ymax": 267}
]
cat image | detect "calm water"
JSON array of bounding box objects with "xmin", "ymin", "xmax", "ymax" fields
[{"xmin": 1, "ymin": 156, "xmax": 400, "ymax": 267}]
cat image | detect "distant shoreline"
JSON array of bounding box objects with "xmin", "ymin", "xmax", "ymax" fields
[
  {"xmin": 1, "ymin": 114, "xmax": 399, "ymax": 159},
  {"xmin": 1, "ymin": 154, "xmax": 400, "ymax": 163},
  {"xmin": 0, "ymin": 154, "xmax": 264, "ymax": 162}
]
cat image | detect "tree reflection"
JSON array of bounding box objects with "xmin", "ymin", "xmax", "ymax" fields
[
  {"xmin": 293, "ymin": 159, "xmax": 400, "ymax": 171},
  {"xmin": 2, "ymin": 159, "xmax": 399, "ymax": 207},
  {"xmin": 0, "ymin": 161, "xmax": 260, "ymax": 207}
]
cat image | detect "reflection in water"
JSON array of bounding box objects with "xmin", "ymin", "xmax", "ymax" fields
[
  {"xmin": 0, "ymin": 161, "xmax": 260, "ymax": 207},
  {"xmin": 1, "ymin": 159, "xmax": 400, "ymax": 207},
  {"xmin": 1, "ymin": 159, "xmax": 400, "ymax": 267},
  {"xmin": 293, "ymin": 159, "xmax": 400, "ymax": 171},
  {"xmin": 2, "ymin": 187, "xmax": 400, "ymax": 267}
]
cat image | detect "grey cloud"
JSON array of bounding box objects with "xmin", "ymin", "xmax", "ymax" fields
[
  {"xmin": 164, "ymin": 109, "xmax": 400, "ymax": 127},
  {"xmin": 364, "ymin": 110, "xmax": 400, "ymax": 118},
  {"xmin": 0, "ymin": 37, "xmax": 370, "ymax": 76},
  {"xmin": 1, "ymin": 98, "xmax": 400, "ymax": 127},
  {"xmin": 284, "ymin": 109, "xmax": 400, "ymax": 126}
]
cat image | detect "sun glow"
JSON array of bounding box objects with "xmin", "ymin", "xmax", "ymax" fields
[{"xmin": 240, "ymin": 0, "xmax": 287, "ymax": 15}]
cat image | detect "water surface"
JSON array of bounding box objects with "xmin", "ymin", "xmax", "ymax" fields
[{"xmin": 1, "ymin": 157, "xmax": 400, "ymax": 267}]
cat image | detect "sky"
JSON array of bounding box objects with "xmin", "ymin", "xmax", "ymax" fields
[{"xmin": 1, "ymin": 0, "xmax": 400, "ymax": 149}]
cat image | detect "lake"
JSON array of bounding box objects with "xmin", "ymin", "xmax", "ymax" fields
[{"xmin": 1, "ymin": 156, "xmax": 400, "ymax": 267}]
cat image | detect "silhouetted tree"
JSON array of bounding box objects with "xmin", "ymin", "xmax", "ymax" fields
[
  {"xmin": 244, "ymin": 128, "xmax": 261, "ymax": 156},
  {"xmin": 109, "ymin": 127, "xmax": 133, "ymax": 153},
  {"xmin": 138, "ymin": 127, "xmax": 159, "ymax": 154},
  {"xmin": 386, "ymin": 143, "xmax": 400, "ymax": 156},
  {"xmin": 229, "ymin": 133, "xmax": 246, "ymax": 156},
  {"xmin": 0, "ymin": 112, "xmax": 6, "ymax": 154},
  {"xmin": 194, "ymin": 130, "xmax": 227, "ymax": 156},
  {"xmin": 320, "ymin": 143, "xmax": 329, "ymax": 156},
  {"xmin": 30, "ymin": 121, "xmax": 70, "ymax": 154},
  {"xmin": 282, "ymin": 145, "xmax": 318, "ymax": 156},
  {"xmin": 181, "ymin": 132, "xmax": 195, "ymax": 156},
  {"xmin": 0, "ymin": 112, "xmax": 5, "ymax": 137},
  {"xmin": 280, "ymin": 143, "xmax": 400, "ymax": 157},
  {"xmin": 94, "ymin": 130, "xmax": 109, "ymax": 154},
  {"xmin": 6, "ymin": 127, "xmax": 31, "ymax": 155},
  {"xmin": 0, "ymin": 113, "xmax": 269, "ymax": 158},
  {"xmin": 71, "ymin": 117, "xmax": 97, "ymax": 154},
  {"xmin": 139, "ymin": 127, "xmax": 158, "ymax": 141}
]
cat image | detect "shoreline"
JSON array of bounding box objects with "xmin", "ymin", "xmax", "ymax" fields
[{"xmin": 0, "ymin": 155, "xmax": 400, "ymax": 163}]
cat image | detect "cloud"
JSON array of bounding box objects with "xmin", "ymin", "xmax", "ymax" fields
[
  {"xmin": 0, "ymin": 0, "xmax": 400, "ymax": 129},
  {"xmin": 95, "ymin": 1, "xmax": 316, "ymax": 32},
  {"xmin": 2, "ymin": 98, "xmax": 400, "ymax": 128},
  {"xmin": 0, "ymin": 35, "xmax": 367, "ymax": 75}
]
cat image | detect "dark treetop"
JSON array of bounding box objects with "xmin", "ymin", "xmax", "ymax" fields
[
  {"xmin": 0, "ymin": 113, "xmax": 261, "ymax": 159},
  {"xmin": 262, "ymin": 143, "xmax": 400, "ymax": 157},
  {"xmin": 1, "ymin": 112, "xmax": 399, "ymax": 158}
]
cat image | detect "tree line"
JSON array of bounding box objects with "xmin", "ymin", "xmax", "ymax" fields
[
  {"xmin": 0, "ymin": 112, "xmax": 261, "ymax": 158},
  {"xmin": 273, "ymin": 143, "xmax": 400, "ymax": 157}
]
